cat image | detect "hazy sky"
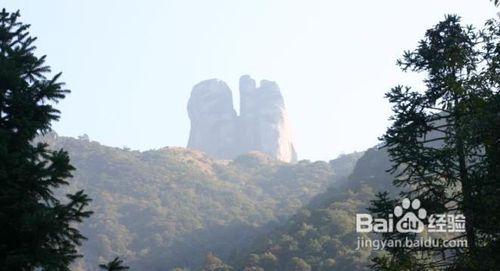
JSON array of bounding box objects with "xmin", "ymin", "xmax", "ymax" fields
[{"xmin": 3, "ymin": 1, "xmax": 498, "ymax": 161}]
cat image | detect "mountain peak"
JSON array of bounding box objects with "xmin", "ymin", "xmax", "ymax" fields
[{"xmin": 187, "ymin": 75, "xmax": 297, "ymax": 162}]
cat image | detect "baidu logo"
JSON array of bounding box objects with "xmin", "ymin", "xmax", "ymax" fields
[
  {"xmin": 394, "ymin": 198, "xmax": 426, "ymax": 233},
  {"xmin": 356, "ymin": 197, "xmax": 465, "ymax": 233}
]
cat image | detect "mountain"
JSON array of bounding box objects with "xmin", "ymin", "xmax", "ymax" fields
[
  {"xmin": 40, "ymin": 133, "xmax": 360, "ymax": 270},
  {"xmin": 187, "ymin": 75, "xmax": 297, "ymax": 162},
  {"xmin": 226, "ymin": 147, "xmax": 396, "ymax": 271}
]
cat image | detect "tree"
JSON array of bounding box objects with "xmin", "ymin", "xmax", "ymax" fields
[
  {"xmin": 0, "ymin": 9, "xmax": 92, "ymax": 270},
  {"xmin": 258, "ymin": 252, "xmax": 278, "ymax": 271},
  {"xmin": 289, "ymin": 257, "xmax": 311, "ymax": 271},
  {"xmin": 99, "ymin": 257, "xmax": 130, "ymax": 271},
  {"xmin": 463, "ymin": 18, "xmax": 500, "ymax": 269},
  {"xmin": 371, "ymin": 14, "xmax": 500, "ymax": 270},
  {"xmin": 202, "ymin": 253, "xmax": 234, "ymax": 271},
  {"xmin": 369, "ymin": 193, "xmax": 429, "ymax": 271}
]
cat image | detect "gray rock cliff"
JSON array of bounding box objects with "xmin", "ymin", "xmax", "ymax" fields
[
  {"xmin": 187, "ymin": 75, "xmax": 297, "ymax": 162},
  {"xmin": 187, "ymin": 79, "xmax": 238, "ymax": 159}
]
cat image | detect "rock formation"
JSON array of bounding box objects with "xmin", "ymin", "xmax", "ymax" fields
[
  {"xmin": 187, "ymin": 79, "xmax": 238, "ymax": 159},
  {"xmin": 187, "ymin": 75, "xmax": 297, "ymax": 162}
]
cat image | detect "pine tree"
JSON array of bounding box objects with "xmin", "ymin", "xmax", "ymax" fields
[
  {"xmin": 0, "ymin": 9, "xmax": 92, "ymax": 270},
  {"xmin": 463, "ymin": 17, "xmax": 500, "ymax": 268},
  {"xmin": 369, "ymin": 193, "xmax": 430, "ymax": 271},
  {"xmin": 370, "ymin": 15, "xmax": 500, "ymax": 270},
  {"xmin": 99, "ymin": 257, "xmax": 129, "ymax": 271}
]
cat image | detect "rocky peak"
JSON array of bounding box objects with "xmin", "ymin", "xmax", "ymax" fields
[
  {"xmin": 187, "ymin": 75, "xmax": 297, "ymax": 162},
  {"xmin": 187, "ymin": 79, "xmax": 238, "ymax": 160}
]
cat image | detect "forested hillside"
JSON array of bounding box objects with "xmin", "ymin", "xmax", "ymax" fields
[
  {"xmin": 40, "ymin": 133, "xmax": 363, "ymax": 270},
  {"xmin": 226, "ymin": 147, "xmax": 397, "ymax": 271}
]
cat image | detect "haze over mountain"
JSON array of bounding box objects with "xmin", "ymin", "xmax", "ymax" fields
[
  {"xmin": 2, "ymin": 1, "xmax": 498, "ymax": 270},
  {"xmin": 35, "ymin": 75, "xmax": 394, "ymax": 271},
  {"xmin": 41, "ymin": 133, "xmax": 364, "ymax": 270},
  {"xmin": 228, "ymin": 147, "xmax": 396, "ymax": 271},
  {"xmin": 5, "ymin": 1, "xmax": 495, "ymax": 161}
]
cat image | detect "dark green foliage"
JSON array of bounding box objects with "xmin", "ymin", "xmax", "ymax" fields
[
  {"xmin": 99, "ymin": 257, "xmax": 129, "ymax": 271},
  {"xmin": 371, "ymin": 14, "xmax": 500, "ymax": 270},
  {"xmin": 0, "ymin": 9, "xmax": 92, "ymax": 270},
  {"xmin": 368, "ymin": 193, "xmax": 425, "ymax": 271}
]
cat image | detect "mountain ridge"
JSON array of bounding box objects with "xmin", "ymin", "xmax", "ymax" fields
[{"xmin": 39, "ymin": 132, "xmax": 362, "ymax": 270}]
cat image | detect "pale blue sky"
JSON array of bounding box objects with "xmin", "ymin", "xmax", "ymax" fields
[{"xmin": 3, "ymin": 0, "xmax": 497, "ymax": 161}]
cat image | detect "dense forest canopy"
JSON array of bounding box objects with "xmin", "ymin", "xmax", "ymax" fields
[{"xmin": 40, "ymin": 133, "xmax": 364, "ymax": 270}]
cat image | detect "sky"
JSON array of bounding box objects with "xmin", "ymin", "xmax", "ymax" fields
[{"xmin": 3, "ymin": 0, "xmax": 498, "ymax": 161}]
